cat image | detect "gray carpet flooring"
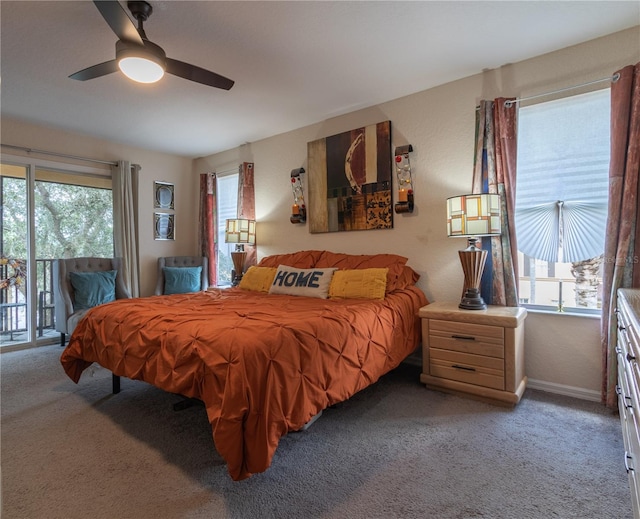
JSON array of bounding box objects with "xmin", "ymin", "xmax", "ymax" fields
[{"xmin": 0, "ymin": 344, "xmax": 632, "ymax": 519}]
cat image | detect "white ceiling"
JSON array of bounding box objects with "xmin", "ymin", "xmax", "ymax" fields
[{"xmin": 1, "ymin": 1, "xmax": 638, "ymax": 158}]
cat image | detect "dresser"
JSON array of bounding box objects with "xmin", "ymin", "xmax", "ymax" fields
[
  {"xmin": 419, "ymin": 301, "xmax": 527, "ymax": 406},
  {"xmin": 616, "ymin": 289, "xmax": 640, "ymax": 517}
]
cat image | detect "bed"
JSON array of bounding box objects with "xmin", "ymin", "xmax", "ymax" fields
[{"xmin": 60, "ymin": 250, "xmax": 428, "ymax": 480}]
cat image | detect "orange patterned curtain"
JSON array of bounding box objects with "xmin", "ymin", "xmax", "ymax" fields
[
  {"xmin": 199, "ymin": 173, "xmax": 217, "ymax": 287},
  {"xmin": 238, "ymin": 162, "xmax": 257, "ymax": 268},
  {"xmin": 471, "ymin": 99, "xmax": 519, "ymax": 307},
  {"xmin": 601, "ymin": 62, "xmax": 640, "ymax": 407}
]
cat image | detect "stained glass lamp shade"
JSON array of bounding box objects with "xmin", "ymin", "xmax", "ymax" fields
[{"xmin": 224, "ymin": 219, "xmax": 256, "ymax": 286}]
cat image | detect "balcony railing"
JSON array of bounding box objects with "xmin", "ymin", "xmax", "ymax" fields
[{"xmin": 1, "ymin": 258, "xmax": 56, "ymax": 342}]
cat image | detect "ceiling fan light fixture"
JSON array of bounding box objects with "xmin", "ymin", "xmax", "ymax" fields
[
  {"xmin": 119, "ymin": 56, "xmax": 164, "ymax": 83},
  {"xmin": 116, "ymin": 39, "xmax": 166, "ymax": 84},
  {"xmin": 69, "ymin": 1, "xmax": 234, "ymax": 90}
]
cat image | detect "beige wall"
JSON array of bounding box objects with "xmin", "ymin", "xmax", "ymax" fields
[
  {"xmin": 194, "ymin": 27, "xmax": 640, "ymax": 398},
  {"xmin": 2, "ymin": 27, "xmax": 637, "ymax": 396},
  {"xmin": 1, "ymin": 118, "xmax": 198, "ymax": 296}
]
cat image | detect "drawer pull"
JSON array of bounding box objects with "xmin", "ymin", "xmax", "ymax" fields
[
  {"xmin": 617, "ymin": 385, "xmax": 635, "ymax": 409},
  {"xmin": 628, "ymin": 352, "xmax": 636, "ymax": 362},
  {"xmin": 626, "ymin": 452, "xmax": 635, "ymax": 473},
  {"xmin": 452, "ymin": 364, "xmax": 476, "ymax": 372},
  {"xmin": 616, "ymin": 346, "xmax": 623, "ymax": 355},
  {"xmin": 451, "ymin": 335, "xmax": 476, "ymax": 341}
]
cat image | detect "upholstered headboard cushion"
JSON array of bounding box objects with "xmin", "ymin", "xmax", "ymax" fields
[
  {"xmin": 398, "ymin": 265, "xmax": 421, "ymax": 289},
  {"xmin": 257, "ymin": 250, "xmax": 418, "ymax": 293},
  {"xmin": 257, "ymin": 250, "xmax": 324, "ymax": 269},
  {"xmin": 314, "ymin": 251, "xmax": 408, "ymax": 292}
]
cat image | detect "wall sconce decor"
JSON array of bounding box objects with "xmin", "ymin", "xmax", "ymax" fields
[
  {"xmin": 447, "ymin": 193, "xmax": 501, "ymax": 310},
  {"xmin": 224, "ymin": 218, "xmax": 256, "ymax": 285},
  {"xmin": 394, "ymin": 145, "xmax": 414, "ymax": 213},
  {"xmin": 290, "ymin": 168, "xmax": 306, "ymax": 224}
]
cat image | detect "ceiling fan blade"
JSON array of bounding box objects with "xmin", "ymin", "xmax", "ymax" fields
[
  {"xmin": 93, "ymin": 0, "xmax": 143, "ymax": 45},
  {"xmin": 166, "ymin": 58, "xmax": 234, "ymax": 90},
  {"xmin": 69, "ymin": 60, "xmax": 119, "ymax": 81}
]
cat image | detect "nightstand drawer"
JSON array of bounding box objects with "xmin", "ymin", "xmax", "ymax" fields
[
  {"xmin": 429, "ymin": 335, "xmax": 504, "ymax": 358},
  {"xmin": 431, "ymin": 352, "xmax": 504, "ymax": 390},
  {"xmin": 430, "ymin": 319, "xmax": 504, "ymax": 341},
  {"xmin": 430, "ymin": 319, "xmax": 504, "ymax": 358}
]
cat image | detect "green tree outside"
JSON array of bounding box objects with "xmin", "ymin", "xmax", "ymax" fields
[{"xmin": 2, "ymin": 177, "xmax": 114, "ymax": 261}]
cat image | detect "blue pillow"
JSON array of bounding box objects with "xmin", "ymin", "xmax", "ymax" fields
[
  {"xmin": 69, "ymin": 270, "xmax": 117, "ymax": 311},
  {"xmin": 163, "ymin": 266, "xmax": 202, "ymax": 295}
]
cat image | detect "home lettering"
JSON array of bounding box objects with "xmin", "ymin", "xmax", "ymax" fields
[{"xmin": 273, "ymin": 270, "xmax": 324, "ymax": 288}]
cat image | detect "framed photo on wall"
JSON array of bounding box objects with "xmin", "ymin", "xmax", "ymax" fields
[
  {"xmin": 154, "ymin": 212, "xmax": 175, "ymax": 240},
  {"xmin": 154, "ymin": 181, "xmax": 175, "ymax": 210}
]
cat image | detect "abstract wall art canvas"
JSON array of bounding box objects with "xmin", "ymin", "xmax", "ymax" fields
[{"xmin": 307, "ymin": 120, "xmax": 393, "ymax": 233}]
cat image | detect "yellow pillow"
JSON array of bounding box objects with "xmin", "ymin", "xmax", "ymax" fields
[
  {"xmin": 239, "ymin": 266, "xmax": 277, "ymax": 292},
  {"xmin": 329, "ymin": 268, "xmax": 388, "ymax": 300}
]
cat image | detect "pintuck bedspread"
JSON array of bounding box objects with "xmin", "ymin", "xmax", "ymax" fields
[{"xmin": 61, "ymin": 285, "xmax": 427, "ymax": 480}]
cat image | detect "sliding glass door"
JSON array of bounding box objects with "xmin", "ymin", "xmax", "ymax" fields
[
  {"xmin": 0, "ymin": 163, "xmax": 29, "ymax": 347},
  {"xmin": 0, "ymin": 156, "xmax": 113, "ymax": 350}
]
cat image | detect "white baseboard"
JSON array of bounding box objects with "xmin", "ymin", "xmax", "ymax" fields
[
  {"xmin": 527, "ymin": 378, "xmax": 601, "ymax": 402},
  {"xmin": 403, "ymin": 357, "xmax": 601, "ymax": 403}
]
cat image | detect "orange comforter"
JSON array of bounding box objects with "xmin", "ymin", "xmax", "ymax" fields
[{"xmin": 61, "ymin": 286, "xmax": 427, "ymax": 480}]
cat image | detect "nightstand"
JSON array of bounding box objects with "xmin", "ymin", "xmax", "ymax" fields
[{"xmin": 419, "ymin": 301, "xmax": 527, "ymax": 406}]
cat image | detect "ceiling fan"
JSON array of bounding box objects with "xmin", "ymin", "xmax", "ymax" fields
[{"xmin": 69, "ymin": 0, "xmax": 234, "ymax": 90}]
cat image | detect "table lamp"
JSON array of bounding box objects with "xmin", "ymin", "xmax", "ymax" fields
[
  {"xmin": 224, "ymin": 218, "xmax": 256, "ymax": 285},
  {"xmin": 446, "ymin": 194, "xmax": 501, "ymax": 310}
]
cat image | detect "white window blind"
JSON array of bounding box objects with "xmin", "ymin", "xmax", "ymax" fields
[
  {"xmin": 515, "ymin": 88, "xmax": 610, "ymax": 311},
  {"xmin": 216, "ymin": 170, "xmax": 239, "ymax": 285}
]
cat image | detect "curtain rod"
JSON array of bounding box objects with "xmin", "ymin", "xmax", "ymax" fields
[
  {"xmin": 1, "ymin": 143, "xmax": 118, "ymax": 166},
  {"xmin": 504, "ymin": 72, "xmax": 620, "ymax": 108}
]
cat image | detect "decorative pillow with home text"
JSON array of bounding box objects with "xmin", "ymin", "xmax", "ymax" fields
[{"xmin": 268, "ymin": 265, "xmax": 337, "ymax": 299}]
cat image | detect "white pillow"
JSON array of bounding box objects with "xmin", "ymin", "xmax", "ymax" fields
[{"xmin": 268, "ymin": 265, "xmax": 337, "ymax": 299}]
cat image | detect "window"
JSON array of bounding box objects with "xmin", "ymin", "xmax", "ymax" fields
[
  {"xmin": 34, "ymin": 168, "xmax": 114, "ymax": 258},
  {"xmin": 515, "ymin": 89, "xmax": 610, "ymax": 313},
  {"xmin": 215, "ymin": 171, "xmax": 239, "ymax": 285},
  {"xmin": 1, "ymin": 158, "xmax": 113, "ymax": 347}
]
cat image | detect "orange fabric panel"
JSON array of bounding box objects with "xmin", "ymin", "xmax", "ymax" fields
[
  {"xmin": 397, "ymin": 265, "xmax": 421, "ymax": 289},
  {"xmin": 256, "ymin": 250, "xmax": 325, "ymax": 269},
  {"xmin": 60, "ymin": 286, "xmax": 428, "ymax": 480},
  {"xmin": 314, "ymin": 251, "xmax": 408, "ymax": 292}
]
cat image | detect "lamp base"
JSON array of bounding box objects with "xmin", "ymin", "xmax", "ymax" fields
[
  {"xmin": 459, "ymin": 288, "xmax": 487, "ymax": 310},
  {"xmin": 458, "ymin": 238, "xmax": 488, "ymax": 311},
  {"xmin": 230, "ymin": 250, "xmax": 247, "ymax": 287}
]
